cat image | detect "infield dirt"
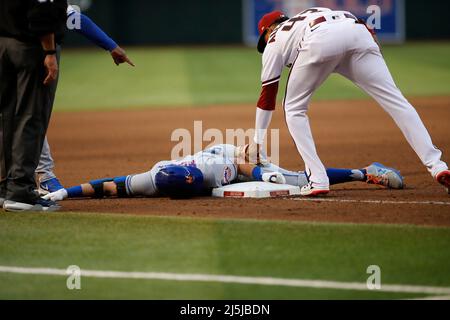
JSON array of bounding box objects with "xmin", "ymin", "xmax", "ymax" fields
[{"xmin": 48, "ymin": 97, "xmax": 450, "ymax": 227}]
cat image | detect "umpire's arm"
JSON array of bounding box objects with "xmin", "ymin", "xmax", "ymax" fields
[{"xmin": 28, "ymin": 0, "xmax": 67, "ymax": 85}]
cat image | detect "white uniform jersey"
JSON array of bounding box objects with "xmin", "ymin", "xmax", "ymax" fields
[
  {"xmin": 262, "ymin": 7, "xmax": 354, "ymax": 86},
  {"xmin": 125, "ymin": 145, "xmax": 238, "ymax": 197}
]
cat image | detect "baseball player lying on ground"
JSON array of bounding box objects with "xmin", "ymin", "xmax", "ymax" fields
[{"xmin": 44, "ymin": 144, "xmax": 403, "ymax": 201}]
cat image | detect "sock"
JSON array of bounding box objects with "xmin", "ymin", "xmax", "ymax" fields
[
  {"xmin": 360, "ymin": 169, "xmax": 367, "ymax": 181},
  {"xmin": 66, "ymin": 186, "xmax": 83, "ymax": 198},
  {"xmin": 326, "ymin": 168, "xmax": 365, "ymax": 185},
  {"xmin": 252, "ymin": 166, "xmax": 263, "ymax": 181}
]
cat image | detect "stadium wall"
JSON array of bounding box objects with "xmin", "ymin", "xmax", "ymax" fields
[{"xmin": 64, "ymin": 0, "xmax": 449, "ymax": 47}]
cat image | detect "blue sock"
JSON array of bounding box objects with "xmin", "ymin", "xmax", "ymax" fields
[
  {"xmin": 326, "ymin": 168, "xmax": 365, "ymax": 185},
  {"xmin": 360, "ymin": 169, "xmax": 367, "ymax": 180},
  {"xmin": 66, "ymin": 186, "xmax": 83, "ymax": 198},
  {"xmin": 252, "ymin": 166, "xmax": 263, "ymax": 181}
]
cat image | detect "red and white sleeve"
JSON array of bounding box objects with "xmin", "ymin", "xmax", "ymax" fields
[{"xmin": 254, "ymin": 48, "xmax": 283, "ymax": 144}]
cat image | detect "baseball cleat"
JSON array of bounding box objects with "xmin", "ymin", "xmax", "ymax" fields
[
  {"xmin": 365, "ymin": 163, "xmax": 404, "ymax": 189},
  {"xmin": 39, "ymin": 177, "xmax": 64, "ymax": 196},
  {"xmin": 300, "ymin": 182, "xmax": 330, "ymax": 197},
  {"xmin": 436, "ymin": 170, "xmax": 450, "ymax": 194},
  {"xmin": 3, "ymin": 198, "xmax": 60, "ymax": 212}
]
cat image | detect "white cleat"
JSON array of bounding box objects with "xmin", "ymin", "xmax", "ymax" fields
[
  {"xmin": 300, "ymin": 182, "xmax": 330, "ymax": 197},
  {"xmin": 3, "ymin": 198, "xmax": 60, "ymax": 212}
]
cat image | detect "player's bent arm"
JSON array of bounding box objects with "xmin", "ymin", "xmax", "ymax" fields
[
  {"xmin": 255, "ymin": 41, "xmax": 283, "ymax": 144},
  {"xmin": 40, "ymin": 33, "xmax": 58, "ymax": 85},
  {"xmin": 68, "ymin": 10, "xmax": 118, "ymax": 51},
  {"xmin": 254, "ymin": 80, "xmax": 279, "ymax": 144}
]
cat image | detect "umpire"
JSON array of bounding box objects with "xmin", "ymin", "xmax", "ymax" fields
[{"xmin": 0, "ymin": 0, "xmax": 67, "ymax": 212}]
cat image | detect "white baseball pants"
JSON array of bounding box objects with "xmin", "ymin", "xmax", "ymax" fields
[{"xmin": 284, "ymin": 17, "xmax": 447, "ymax": 187}]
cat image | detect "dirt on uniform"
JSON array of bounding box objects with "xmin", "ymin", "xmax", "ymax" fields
[{"xmin": 47, "ymin": 97, "xmax": 450, "ymax": 227}]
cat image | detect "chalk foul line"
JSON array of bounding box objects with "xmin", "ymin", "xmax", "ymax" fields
[
  {"xmin": 1, "ymin": 265, "xmax": 450, "ymax": 295},
  {"xmin": 290, "ymin": 198, "xmax": 450, "ymax": 206}
]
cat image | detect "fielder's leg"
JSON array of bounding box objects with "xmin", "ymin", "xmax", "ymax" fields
[
  {"xmin": 283, "ymin": 53, "xmax": 340, "ymax": 193},
  {"xmin": 336, "ymin": 48, "xmax": 448, "ymax": 179}
]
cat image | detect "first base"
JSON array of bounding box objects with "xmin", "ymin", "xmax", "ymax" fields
[{"xmin": 212, "ymin": 182, "xmax": 301, "ymax": 199}]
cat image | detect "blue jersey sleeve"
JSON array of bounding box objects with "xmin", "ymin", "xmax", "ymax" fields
[{"xmin": 69, "ymin": 12, "xmax": 118, "ymax": 51}]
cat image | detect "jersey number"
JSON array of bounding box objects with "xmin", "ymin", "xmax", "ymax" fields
[{"xmin": 268, "ymin": 8, "xmax": 323, "ymax": 43}]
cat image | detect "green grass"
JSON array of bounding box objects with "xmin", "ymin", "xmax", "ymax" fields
[
  {"xmin": 1, "ymin": 212, "xmax": 449, "ymax": 299},
  {"xmin": 55, "ymin": 42, "xmax": 450, "ymax": 112}
]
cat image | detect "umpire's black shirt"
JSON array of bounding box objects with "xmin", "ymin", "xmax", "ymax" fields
[{"xmin": 0, "ymin": 0, "xmax": 67, "ymax": 43}]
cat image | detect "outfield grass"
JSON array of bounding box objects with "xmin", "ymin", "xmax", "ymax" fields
[
  {"xmin": 1, "ymin": 213, "xmax": 449, "ymax": 299},
  {"xmin": 55, "ymin": 42, "xmax": 450, "ymax": 111}
]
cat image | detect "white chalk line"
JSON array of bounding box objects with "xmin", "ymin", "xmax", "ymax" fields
[
  {"xmin": 290, "ymin": 198, "xmax": 450, "ymax": 206},
  {"xmin": 1, "ymin": 265, "xmax": 450, "ymax": 296}
]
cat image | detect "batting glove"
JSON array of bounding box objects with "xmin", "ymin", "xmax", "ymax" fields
[{"xmin": 262, "ymin": 172, "xmax": 287, "ymax": 184}]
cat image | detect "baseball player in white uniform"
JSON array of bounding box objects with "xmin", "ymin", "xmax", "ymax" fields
[
  {"xmin": 254, "ymin": 8, "xmax": 450, "ymax": 196},
  {"xmin": 44, "ymin": 144, "xmax": 403, "ymax": 201}
]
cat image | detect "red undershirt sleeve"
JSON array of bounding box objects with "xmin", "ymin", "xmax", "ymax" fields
[{"xmin": 257, "ymin": 81, "xmax": 279, "ymax": 111}]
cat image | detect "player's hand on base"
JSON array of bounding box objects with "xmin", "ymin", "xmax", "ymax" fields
[
  {"xmin": 245, "ymin": 143, "xmax": 269, "ymax": 165},
  {"xmin": 110, "ymin": 46, "xmax": 135, "ymax": 67},
  {"xmin": 262, "ymin": 172, "xmax": 286, "ymax": 184},
  {"xmin": 43, "ymin": 55, "xmax": 58, "ymax": 85},
  {"xmin": 43, "ymin": 189, "xmax": 68, "ymax": 202}
]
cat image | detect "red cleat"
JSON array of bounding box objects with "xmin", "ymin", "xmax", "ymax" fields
[
  {"xmin": 300, "ymin": 183, "xmax": 330, "ymax": 197},
  {"xmin": 436, "ymin": 170, "xmax": 450, "ymax": 194}
]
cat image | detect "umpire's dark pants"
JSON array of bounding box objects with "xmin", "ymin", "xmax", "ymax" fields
[{"xmin": 0, "ymin": 37, "xmax": 58, "ymax": 204}]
